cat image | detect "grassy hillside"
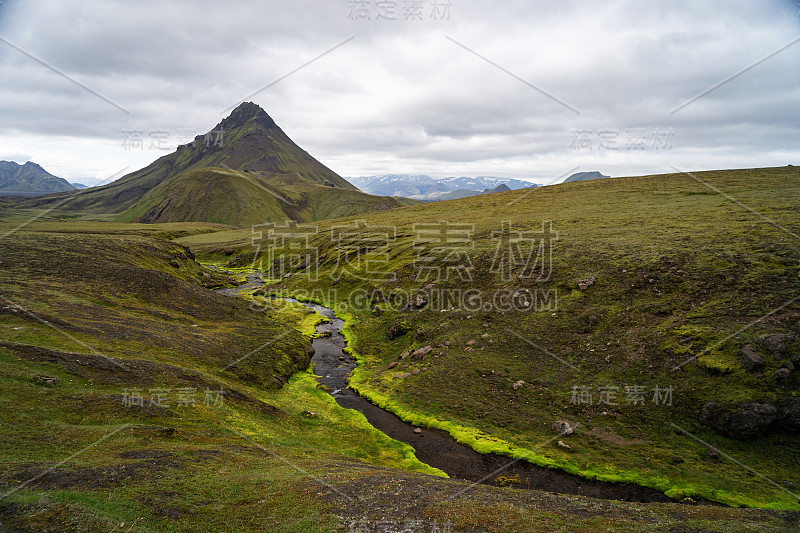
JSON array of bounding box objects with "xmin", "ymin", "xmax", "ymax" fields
[
  {"xmin": 116, "ymin": 167, "xmax": 407, "ymax": 226},
  {"xmin": 185, "ymin": 166, "xmax": 800, "ymax": 509},
  {"xmin": 115, "ymin": 168, "xmax": 297, "ymax": 225},
  {"xmin": 5, "ymin": 103, "xmax": 405, "ymax": 223},
  {"xmin": 0, "ymin": 229, "xmax": 446, "ymax": 531},
  {"xmin": 0, "ymin": 225, "xmax": 796, "ymax": 531}
]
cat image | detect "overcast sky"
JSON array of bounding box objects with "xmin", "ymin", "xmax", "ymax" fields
[{"xmin": 0, "ymin": 0, "xmax": 798, "ymax": 186}]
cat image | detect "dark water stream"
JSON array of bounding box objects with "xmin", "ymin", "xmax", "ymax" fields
[{"xmin": 218, "ymin": 274, "xmax": 687, "ymax": 504}]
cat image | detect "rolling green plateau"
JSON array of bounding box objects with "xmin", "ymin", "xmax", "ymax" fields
[
  {"xmin": 183, "ymin": 166, "xmax": 800, "ymax": 510},
  {"xmin": 3, "ymin": 102, "xmax": 406, "ymax": 225},
  {"xmin": 0, "ymin": 166, "xmax": 798, "ymax": 531}
]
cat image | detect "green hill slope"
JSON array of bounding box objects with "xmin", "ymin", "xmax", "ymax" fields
[
  {"xmin": 10, "ymin": 103, "xmax": 405, "ymax": 223},
  {"xmin": 187, "ymin": 165, "xmax": 800, "ymax": 509},
  {"xmin": 0, "ymin": 217, "xmax": 796, "ymax": 530},
  {"xmin": 116, "ymin": 166, "xmax": 405, "ymax": 226}
]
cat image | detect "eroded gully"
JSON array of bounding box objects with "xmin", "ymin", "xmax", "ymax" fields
[{"xmin": 218, "ymin": 274, "xmax": 687, "ymax": 504}]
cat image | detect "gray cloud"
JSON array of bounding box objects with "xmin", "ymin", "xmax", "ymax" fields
[{"xmin": 0, "ymin": 0, "xmax": 798, "ymax": 185}]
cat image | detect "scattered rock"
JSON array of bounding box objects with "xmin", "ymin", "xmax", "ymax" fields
[
  {"xmin": 577, "ymin": 276, "xmax": 597, "ymax": 291},
  {"xmin": 411, "ymin": 345, "xmax": 433, "ymax": 359},
  {"xmin": 387, "ymin": 320, "xmax": 411, "ymax": 340},
  {"xmin": 169, "ymin": 260, "xmax": 180, "ymax": 268},
  {"xmin": 777, "ymin": 398, "xmax": 800, "ymax": 432},
  {"xmin": 411, "ymin": 369, "xmax": 421, "ymax": 375},
  {"xmin": 557, "ymin": 440, "xmax": 571, "ymax": 449},
  {"xmin": 33, "ymin": 375, "xmax": 59, "ymax": 386},
  {"xmin": 738, "ymin": 344, "xmax": 764, "ymax": 373},
  {"xmin": 774, "ymin": 368, "xmax": 792, "ymax": 380},
  {"xmin": 467, "ymin": 339, "xmax": 476, "ymax": 345},
  {"xmin": 782, "ymin": 361, "xmax": 795, "ymax": 372},
  {"xmin": 413, "ymin": 428, "xmax": 422, "ymax": 434},
  {"xmin": 399, "ymin": 373, "xmax": 411, "ymax": 379},
  {"xmin": 706, "ymin": 446, "xmax": 721, "ymax": 460},
  {"xmin": 512, "ymin": 380, "xmax": 525, "ymax": 390},
  {"xmin": 406, "ymin": 293, "xmax": 428, "ymax": 310},
  {"xmin": 338, "ymin": 356, "xmax": 345, "ymax": 361},
  {"xmin": 399, "ymin": 350, "xmax": 411, "ymax": 360},
  {"xmin": 387, "ymin": 362, "xmax": 398, "ymax": 369},
  {"xmin": 553, "ymin": 420, "xmax": 573, "ymax": 436},
  {"xmin": 302, "ymin": 410, "xmax": 317, "ymax": 418},
  {"xmin": 758, "ymin": 333, "xmax": 795, "ymax": 357},
  {"xmin": 372, "ymin": 307, "xmax": 383, "ymax": 317},
  {"xmin": 700, "ymin": 402, "xmax": 778, "ymax": 439}
]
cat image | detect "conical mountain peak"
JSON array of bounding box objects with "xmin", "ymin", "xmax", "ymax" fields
[
  {"xmin": 14, "ymin": 100, "xmax": 403, "ymax": 224},
  {"xmin": 217, "ymin": 101, "xmax": 277, "ymax": 132}
]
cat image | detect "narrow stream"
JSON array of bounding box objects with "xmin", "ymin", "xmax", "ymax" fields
[{"xmin": 218, "ymin": 274, "xmax": 687, "ymax": 504}]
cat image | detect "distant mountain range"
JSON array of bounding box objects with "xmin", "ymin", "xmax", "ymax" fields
[
  {"xmin": 0, "ymin": 161, "xmax": 75, "ymax": 196},
  {"xmin": 563, "ymin": 171, "xmax": 611, "ymax": 183},
  {"xmin": 347, "ymin": 175, "xmax": 538, "ymax": 201},
  {"xmin": 13, "ymin": 103, "xmax": 406, "ymax": 226}
]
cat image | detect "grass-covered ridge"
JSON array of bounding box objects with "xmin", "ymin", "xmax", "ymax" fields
[{"xmin": 188, "ymin": 166, "xmax": 800, "ymax": 509}]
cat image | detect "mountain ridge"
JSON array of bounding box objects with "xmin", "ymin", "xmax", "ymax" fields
[
  {"xmin": 348, "ymin": 174, "xmax": 537, "ymax": 200},
  {"xmin": 11, "ymin": 103, "xmax": 403, "ymax": 225},
  {"xmin": 563, "ymin": 171, "xmax": 611, "ymax": 183},
  {"xmin": 0, "ymin": 161, "xmax": 75, "ymax": 196}
]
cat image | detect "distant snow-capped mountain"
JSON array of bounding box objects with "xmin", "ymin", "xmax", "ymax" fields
[{"xmin": 347, "ymin": 175, "xmax": 538, "ymax": 199}]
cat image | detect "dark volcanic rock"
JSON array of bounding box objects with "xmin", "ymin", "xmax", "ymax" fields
[
  {"xmin": 777, "ymin": 398, "xmax": 800, "ymax": 432},
  {"xmin": 706, "ymin": 445, "xmax": 722, "ymax": 460},
  {"xmin": 758, "ymin": 333, "xmax": 795, "ymax": 357},
  {"xmin": 774, "ymin": 368, "xmax": 792, "ymax": 380},
  {"xmin": 738, "ymin": 344, "xmax": 764, "ymax": 373},
  {"xmin": 387, "ymin": 319, "xmax": 411, "ymax": 340},
  {"xmin": 700, "ymin": 402, "xmax": 777, "ymax": 439},
  {"xmin": 405, "ymin": 292, "xmax": 428, "ymax": 310}
]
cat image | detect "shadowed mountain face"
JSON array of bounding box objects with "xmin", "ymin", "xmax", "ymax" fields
[
  {"xmin": 14, "ymin": 103, "xmax": 403, "ymax": 225},
  {"xmin": 182, "ymin": 102, "xmax": 355, "ymax": 189},
  {"xmin": 0, "ymin": 161, "xmax": 75, "ymax": 196}
]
